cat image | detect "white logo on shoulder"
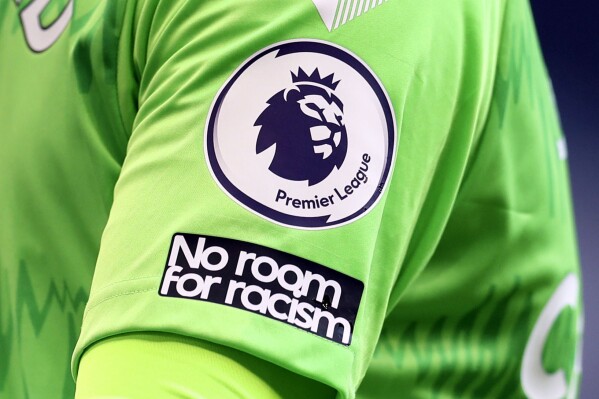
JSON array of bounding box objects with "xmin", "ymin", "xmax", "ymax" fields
[
  {"xmin": 312, "ymin": 0, "xmax": 389, "ymax": 31},
  {"xmin": 16, "ymin": 0, "xmax": 73, "ymax": 52},
  {"xmin": 205, "ymin": 40, "xmax": 396, "ymax": 229}
]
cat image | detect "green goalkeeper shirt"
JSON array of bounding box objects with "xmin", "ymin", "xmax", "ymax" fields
[{"xmin": 0, "ymin": 0, "xmax": 582, "ymax": 398}]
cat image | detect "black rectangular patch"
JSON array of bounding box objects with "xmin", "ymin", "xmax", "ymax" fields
[{"xmin": 159, "ymin": 233, "xmax": 364, "ymax": 345}]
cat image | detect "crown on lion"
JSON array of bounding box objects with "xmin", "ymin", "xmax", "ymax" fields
[{"xmin": 291, "ymin": 67, "xmax": 340, "ymax": 91}]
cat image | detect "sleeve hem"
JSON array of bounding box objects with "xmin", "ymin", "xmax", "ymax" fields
[{"xmin": 72, "ymin": 276, "xmax": 356, "ymax": 398}]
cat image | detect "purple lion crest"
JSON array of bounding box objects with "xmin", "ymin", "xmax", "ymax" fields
[{"xmin": 254, "ymin": 67, "xmax": 348, "ymax": 186}]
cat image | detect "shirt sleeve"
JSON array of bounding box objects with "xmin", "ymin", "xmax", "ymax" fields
[{"xmin": 72, "ymin": 1, "xmax": 507, "ymax": 397}]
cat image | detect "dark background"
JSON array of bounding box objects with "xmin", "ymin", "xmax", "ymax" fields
[{"xmin": 529, "ymin": 1, "xmax": 598, "ymax": 398}]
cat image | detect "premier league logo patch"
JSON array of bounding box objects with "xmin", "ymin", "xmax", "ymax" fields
[{"xmin": 205, "ymin": 40, "xmax": 396, "ymax": 229}]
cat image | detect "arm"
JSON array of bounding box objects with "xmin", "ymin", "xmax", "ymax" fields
[{"xmin": 76, "ymin": 332, "xmax": 335, "ymax": 399}]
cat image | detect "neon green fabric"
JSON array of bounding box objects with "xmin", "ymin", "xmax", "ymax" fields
[
  {"xmin": 75, "ymin": 332, "xmax": 336, "ymax": 399},
  {"xmin": 0, "ymin": 0, "xmax": 581, "ymax": 398}
]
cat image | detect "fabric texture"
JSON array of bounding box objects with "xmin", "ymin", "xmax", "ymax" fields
[{"xmin": 0, "ymin": 0, "xmax": 581, "ymax": 398}]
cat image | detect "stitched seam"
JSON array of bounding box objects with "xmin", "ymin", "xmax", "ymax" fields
[
  {"xmin": 92, "ymin": 274, "xmax": 161, "ymax": 296},
  {"xmin": 114, "ymin": 0, "xmax": 133, "ymax": 143},
  {"xmin": 84, "ymin": 287, "xmax": 155, "ymax": 320}
]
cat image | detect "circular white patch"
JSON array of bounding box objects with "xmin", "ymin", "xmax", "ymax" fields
[{"xmin": 205, "ymin": 40, "xmax": 396, "ymax": 229}]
